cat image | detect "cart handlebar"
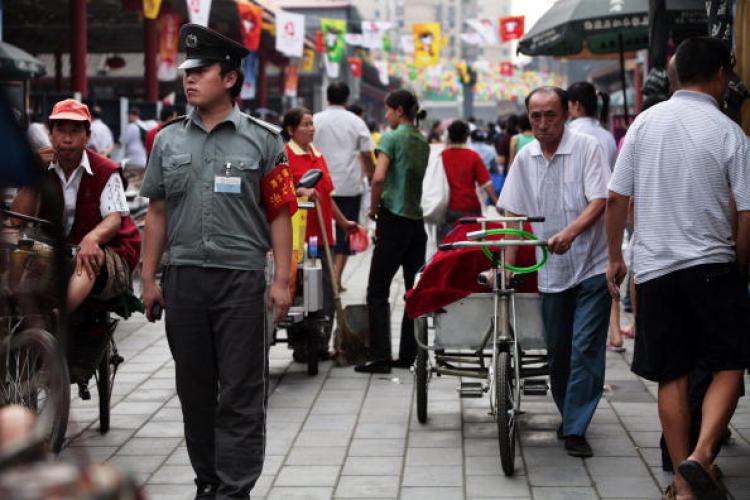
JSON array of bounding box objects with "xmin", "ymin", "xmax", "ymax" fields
[
  {"xmin": 439, "ymin": 240, "xmax": 548, "ymax": 251},
  {"xmin": 1, "ymin": 208, "xmax": 54, "ymax": 227},
  {"xmin": 458, "ymin": 216, "xmax": 545, "ymax": 225}
]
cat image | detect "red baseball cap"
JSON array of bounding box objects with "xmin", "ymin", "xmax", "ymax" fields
[{"xmin": 49, "ymin": 99, "xmax": 91, "ymax": 123}]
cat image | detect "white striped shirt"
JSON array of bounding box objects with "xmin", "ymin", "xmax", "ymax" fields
[
  {"xmin": 609, "ymin": 90, "xmax": 750, "ymax": 284},
  {"xmin": 499, "ymin": 127, "xmax": 611, "ymax": 293}
]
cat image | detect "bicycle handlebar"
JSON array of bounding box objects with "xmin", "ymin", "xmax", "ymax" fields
[
  {"xmin": 438, "ymin": 240, "xmax": 548, "ymax": 251},
  {"xmin": 458, "ymin": 216, "xmax": 545, "ymax": 225}
]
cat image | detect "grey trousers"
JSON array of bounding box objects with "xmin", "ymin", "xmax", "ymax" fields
[{"xmin": 164, "ymin": 266, "xmax": 268, "ymax": 499}]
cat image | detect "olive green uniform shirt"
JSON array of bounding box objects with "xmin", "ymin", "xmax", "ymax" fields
[
  {"xmin": 375, "ymin": 123, "xmax": 429, "ymax": 220},
  {"xmin": 140, "ymin": 105, "xmax": 287, "ymax": 271}
]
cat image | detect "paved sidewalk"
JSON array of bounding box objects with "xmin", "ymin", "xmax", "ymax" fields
[{"xmin": 61, "ymin": 250, "xmax": 750, "ymax": 499}]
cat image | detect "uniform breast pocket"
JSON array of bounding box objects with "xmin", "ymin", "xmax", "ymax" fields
[
  {"xmin": 223, "ymin": 156, "xmax": 260, "ymax": 197},
  {"xmin": 162, "ymin": 153, "xmax": 191, "ymax": 199}
]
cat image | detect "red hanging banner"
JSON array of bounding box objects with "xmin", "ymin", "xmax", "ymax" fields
[
  {"xmin": 499, "ymin": 16, "xmax": 525, "ymax": 42},
  {"xmin": 237, "ymin": 0, "xmax": 263, "ymax": 51},
  {"xmin": 158, "ymin": 10, "xmax": 181, "ymax": 81},
  {"xmin": 315, "ymin": 31, "xmax": 325, "ymax": 53},
  {"xmin": 499, "ymin": 61, "xmax": 515, "ymax": 77},
  {"xmin": 348, "ymin": 57, "xmax": 362, "ymax": 78}
]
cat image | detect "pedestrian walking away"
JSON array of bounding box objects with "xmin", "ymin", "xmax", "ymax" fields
[
  {"xmin": 139, "ymin": 23, "xmax": 297, "ymax": 500},
  {"xmin": 356, "ymin": 89, "xmax": 429, "ymax": 374},
  {"xmin": 498, "ymin": 86, "xmax": 612, "ymax": 458},
  {"xmin": 606, "ymin": 36, "xmax": 750, "ymax": 500}
]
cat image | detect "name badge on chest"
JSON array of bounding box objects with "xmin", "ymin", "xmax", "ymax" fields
[{"xmin": 215, "ymin": 162, "xmax": 241, "ymax": 193}]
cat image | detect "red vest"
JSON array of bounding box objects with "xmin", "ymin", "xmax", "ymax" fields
[{"xmin": 47, "ymin": 151, "xmax": 141, "ymax": 271}]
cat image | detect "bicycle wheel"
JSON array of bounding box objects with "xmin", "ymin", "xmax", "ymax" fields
[
  {"xmin": 0, "ymin": 328, "xmax": 70, "ymax": 453},
  {"xmin": 415, "ymin": 317, "xmax": 428, "ymax": 424},
  {"xmin": 495, "ymin": 350, "xmax": 516, "ymax": 476}
]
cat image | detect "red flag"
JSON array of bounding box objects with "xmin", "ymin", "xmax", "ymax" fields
[
  {"xmin": 315, "ymin": 31, "xmax": 325, "ymax": 53},
  {"xmin": 499, "ymin": 61, "xmax": 515, "ymax": 77},
  {"xmin": 237, "ymin": 0, "xmax": 263, "ymax": 51},
  {"xmin": 348, "ymin": 57, "xmax": 362, "ymax": 78},
  {"xmin": 261, "ymin": 163, "xmax": 298, "ymax": 222},
  {"xmin": 499, "ymin": 16, "xmax": 525, "ymax": 42}
]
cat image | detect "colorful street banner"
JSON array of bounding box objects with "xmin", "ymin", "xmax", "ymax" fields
[
  {"xmin": 143, "ymin": 0, "xmax": 162, "ymax": 20},
  {"xmin": 320, "ymin": 18, "xmax": 346, "ymax": 63},
  {"xmin": 240, "ymin": 51, "xmax": 258, "ymax": 99},
  {"xmin": 158, "ymin": 11, "xmax": 180, "ymax": 81},
  {"xmin": 373, "ymin": 59, "xmax": 389, "ymax": 86},
  {"xmin": 362, "ymin": 21, "xmax": 392, "ymax": 50},
  {"xmin": 466, "ymin": 18, "xmax": 498, "ymax": 45},
  {"xmin": 186, "ymin": 0, "xmax": 212, "ymax": 27},
  {"xmin": 401, "ymin": 35, "xmax": 414, "ymax": 54},
  {"xmin": 283, "ymin": 63, "xmax": 300, "ymax": 97},
  {"xmin": 460, "ymin": 33, "xmax": 482, "ymax": 46},
  {"xmin": 348, "ymin": 57, "xmax": 362, "ymax": 78},
  {"xmin": 412, "ymin": 23, "xmax": 441, "ymax": 67},
  {"xmin": 301, "ymin": 48, "xmax": 316, "ymax": 73},
  {"xmin": 324, "ymin": 55, "xmax": 340, "ymax": 78},
  {"xmin": 383, "ymin": 35, "xmax": 392, "ymax": 52},
  {"xmin": 315, "ymin": 31, "xmax": 325, "ymax": 53},
  {"xmin": 499, "ymin": 16, "xmax": 525, "ymax": 42},
  {"xmin": 276, "ymin": 10, "xmax": 305, "ymax": 58},
  {"xmin": 237, "ymin": 0, "xmax": 263, "ymax": 51},
  {"xmin": 345, "ymin": 33, "xmax": 364, "ymax": 46}
]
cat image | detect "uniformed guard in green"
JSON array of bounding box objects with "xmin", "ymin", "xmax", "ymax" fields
[{"xmin": 140, "ymin": 23, "xmax": 296, "ymax": 500}]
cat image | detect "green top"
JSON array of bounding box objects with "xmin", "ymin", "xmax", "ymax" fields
[
  {"xmin": 140, "ymin": 105, "xmax": 287, "ymax": 271},
  {"xmin": 375, "ymin": 123, "xmax": 429, "ymax": 220},
  {"xmin": 515, "ymin": 132, "xmax": 535, "ymax": 154}
]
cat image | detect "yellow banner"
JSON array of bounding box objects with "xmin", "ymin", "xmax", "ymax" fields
[
  {"xmin": 143, "ymin": 0, "xmax": 162, "ymax": 19},
  {"xmin": 413, "ymin": 23, "xmax": 440, "ymax": 67},
  {"xmin": 301, "ymin": 48, "xmax": 316, "ymax": 73}
]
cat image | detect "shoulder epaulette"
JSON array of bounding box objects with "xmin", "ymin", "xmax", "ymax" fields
[
  {"xmin": 161, "ymin": 115, "xmax": 187, "ymax": 128},
  {"xmin": 247, "ymin": 115, "xmax": 282, "ymax": 135}
]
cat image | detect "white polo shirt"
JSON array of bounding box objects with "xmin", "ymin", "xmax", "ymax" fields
[
  {"xmin": 498, "ymin": 127, "xmax": 611, "ymax": 293},
  {"xmin": 48, "ymin": 151, "xmax": 129, "ymax": 237},
  {"xmin": 569, "ymin": 116, "xmax": 618, "ymax": 170},
  {"xmin": 313, "ymin": 106, "xmax": 373, "ymax": 196}
]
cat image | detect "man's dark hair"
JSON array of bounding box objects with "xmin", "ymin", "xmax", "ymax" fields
[
  {"xmin": 675, "ymin": 36, "xmax": 732, "ymax": 86},
  {"xmin": 366, "ymin": 119, "xmax": 377, "ymax": 133},
  {"xmin": 219, "ymin": 62, "xmax": 245, "ymax": 98},
  {"xmin": 517, "ymin": 113, "xmax": 531, "ymax": 131},
  {"xmin": 159, "ymin": 105, "xmax": 177, "ymax": 122},
  {"xmin": 447, "ymin": 120, "xmax": 470, "ymax": 144},
  {"xmin": 347, "ymin": 103, "xmax": 364, "ymax": 117},
  {"xmin": 327, "ymin": 82, "xmax": 350, "ymax": 105},
  {"xmin": 525, "ymin": 86, "xmax": 569, "ymax": 114},
  {"xmin": 91, "ymin": 105, "xmax": 103, "ymax": 119},
  {"xmin": 49, "ymin": 119, "xmax": 91, "ymax": 136},
  {"xmin": 128, "ymin": 107, "xmax": 140, "ymax": 117}
]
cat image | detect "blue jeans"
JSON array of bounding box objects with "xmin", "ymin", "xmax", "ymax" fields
[{"xmin": 541, "ymin": 273, "xmax": 611, "ymax": 437}]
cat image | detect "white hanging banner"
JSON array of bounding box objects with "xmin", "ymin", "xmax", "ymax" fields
[
  {"xmin": 460, "ymin": 33, "xmax": 482, "ymax": 46},
  {"xmin": 466, "ymin": 18, "xmax": 498, "ymax": 45},
  {"xmin": 373, "ymin": 60, "xmax": 389, "ymax": 85},
  {"xmin": 345, "ymin": 33, "xmax": 364, "ymax": 46},
  {"xmin": 400, "ymin": 35, "xmax": 414, "ymax": 54},
  {"xmin": 362, "ymin": 21, "xmax": 392, "ymax": 49},
  {"xmin": 275, "ymin": 10, "xmax": 305, "ymax": 58},
  {"xmin": 186, "ymin": 0, "xmax": 213, "ymax": 27},
  {"xmin": 324, "ymin": 54, "xmax": 340, "ymax": 78}
]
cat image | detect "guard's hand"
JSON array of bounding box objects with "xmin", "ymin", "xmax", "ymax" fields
[
  {"xmin": 37, "ymin": 147, "xmax": 56, "ymax": 166},
  {"xmin": 76, "ymin": 236, "xmax": 105, "ymax": 280},
  {"xmin": 606, "ymin": 257, "xmax": 628, "ymax": 301},
  {"xmin": 269, "ymin": 279, "xmax": 291, "ymax": 322},
  {"xmin": 547, "ymin": 228, "xmax": 576, "ymax": 255},
  {"xmin": 343, "ymin": 220, "xmax": 359, "ymax": 234},
  {"xmin": 367, "ymin": 208, "xmax": 378, "ymax": 221},
  {"xmin": 296, "ymin": 187, "xmax": 318, "ymax": 200},
  {"xmin": 142, "ymin": 278, "xmax": 165, "ymax": 322}
]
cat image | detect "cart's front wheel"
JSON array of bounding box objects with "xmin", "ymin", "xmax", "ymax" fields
[
  {"xmin": 496, "ymin": 350, "xmax": 516, "ymax": 476},
  {"xmin": 415, "ymin": 317, "xmax": 428, "ymax": 424}
]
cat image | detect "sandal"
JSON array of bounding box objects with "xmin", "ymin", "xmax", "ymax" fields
[
  {"xmin": 662, "ymin": 483, "xmax": 676, "ymax": 500},
  {"xmin": 678, "ymin": 460, "xmax": 727, "ymax": 500},
  {"xmin": 607, "ymin": 342, "xmax": 626, "ymax": 353}
]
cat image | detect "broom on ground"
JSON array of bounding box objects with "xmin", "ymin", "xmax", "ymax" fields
[{"xmin": 313, "ymin": 201, "xmax": 370, "ymax": 365}]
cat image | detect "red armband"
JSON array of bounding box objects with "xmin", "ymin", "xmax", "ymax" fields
[{"xmin": 261, "ymin": 163, "xmax": 298, "ymax": 222}]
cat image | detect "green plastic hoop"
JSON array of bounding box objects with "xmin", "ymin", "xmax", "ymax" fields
[{"xmin": 480, "ymin": 228, "xmax": 548, "ymax": 274}]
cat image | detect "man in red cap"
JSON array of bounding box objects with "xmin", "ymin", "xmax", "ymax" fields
[{"xmin": 12, "ymin": 98, "xmax": 140, "ymax": 312}]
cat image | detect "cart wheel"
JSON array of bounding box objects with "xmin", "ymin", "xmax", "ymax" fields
[
  {"xmin": 0, "ymin": 328, "xmax": 70, "ymax": 454},
  {"xmin": 415, "ymin": 317, "xmax": 428, "ymax": 424},
  {"xmin": 306, "ymin": 326, "xmax": 319, "ymax": 376},
  {"xmin": 496, "ymin": 350, "xmax": 516, "ymax": 476}
]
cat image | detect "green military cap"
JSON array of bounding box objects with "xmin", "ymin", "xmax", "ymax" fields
[{"xmin": 178, "ymin": 23, "xmax": 250, "ymax": 70}]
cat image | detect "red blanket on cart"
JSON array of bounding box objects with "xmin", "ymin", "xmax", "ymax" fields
[{"xmin": 405, "ymin": 222, "xmax": 539, "ymax": 320}]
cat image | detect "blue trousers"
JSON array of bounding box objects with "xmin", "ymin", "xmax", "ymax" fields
[{"xmin": 540, "ymin": 273, "xmax": 611, "ymax": 437}]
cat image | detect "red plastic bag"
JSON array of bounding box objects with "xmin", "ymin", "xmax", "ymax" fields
[{"xmin": 348, "ymin": 226, "xmax": 369, "ymax": 253}]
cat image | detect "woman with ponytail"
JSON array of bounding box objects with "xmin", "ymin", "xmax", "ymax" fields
[
  {"xmin": 566, "ymin": 81, "xmax": 618, "ymax": 170},
  {"xmin": 356, "ymin": 89, "xmax": 430, "ymax": 374}
]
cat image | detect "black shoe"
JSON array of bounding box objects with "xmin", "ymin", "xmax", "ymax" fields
[
  {"xmin": 354, "ymin": 359, "xmax": 392, "ymax": 373},
  {"xmin": 390, "ymin": 358, "xmax": 414, "ymax": 369},
  {"xmin": 556, "ymin": 424, "xmax": 565, "ymax": 440},
  {"xmin": 565, "ymin": 436, "xmax": 593, "ymax": 458},
  {"xmin": 195, "ymin": 480, "xmax": 218, "ymax": 500}
]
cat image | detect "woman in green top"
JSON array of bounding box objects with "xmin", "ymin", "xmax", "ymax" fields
[
  {"xmin": 508, "ymin": 113, "xmax": 534, "ymax": 168},
  {"xmin": 356, "ymin": 90, "xmax": 430, "ymax": 374}
]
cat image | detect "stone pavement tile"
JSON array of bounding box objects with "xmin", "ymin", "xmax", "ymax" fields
[
  {"xmin": 465, "ymin": 475, "xmax": 530, "ymax": 497},
  {"xmin": 342, "ymin": 456, "xmax": 403, "ymax": 476},
  {"xmin": 522, "ymin": 447, "xmax": 576, "ymax": 467},
  {"xmin": 148, "ymin": 464, "xmax": 195, "ymax": 484},
  {"xmin": 405, "ymin": 446, "xmax": 462, "ymax": 466},
  {"xmin": 465, "ymin": 456, "xmax": 525, "ymax": 476},
  {"xmin": 519, "ymin": 430, "xmax": 558, "ymax": 448},
  {"xmin": 112, "ymin": 401, "xmax": 164, "ymax": 415},
  {"xmin": 134, "ymin": 422, "xmax": 187, "ymax": 438},
  {"xmin": 276, "ymin": 465, "xmax": 340, "ymax": 487},
  {"xmin": 586, "ymin": 437, "xmax": 639, "ymax": 457},
  {"xmin": 401, "ymin": 487, "xmax": 465, "ymax": 500},
  {"xmin": 411, "ymin": 411, "xmax": 462, "ymax": 430},
  {"xmin": 107, "ymin": 454, "xmax": 166, "ymax": 474},
  {"xmin": 531, "ymin": 487, "xmax": 598, "ymax": 500},
  {"xmin": 143, "ymin": 483, "xmax": 195, "ymax": 500},
  {"xmin": 266, "ymin": 487, "xmax": 333, "ymax": 499},
  {"xmin": 649, "ymin": 466, "xmax": 675, "ymax": 490},
  {"xmin": 285, "ymin": 446, "xmax": 348, "ymax": 466},
  {"xmin": 125, "ymin": 388, "xmax": 178, "ymax": 402},
  {"xmin": 593, "ymin": 476, "xmax": 662, "ymax": 498},
  {"xmin": 303, "ymin": 414, "xmax": 357, "ymax": 432},
  {"xmin": 463, "ymin": 438, "xmax": 501, "ymax": 457},
  {"xmin": 324, "ymin": 377, "xmax": 369, "ymax": 390},
  {"xmin": 262, "ymin": 454, "xmax": 285, "ymax": 476},
  {"xmin": 334, "ymin": 475, "xmax": 400, "ymax": 498},
  {"xmin": 138, "ymin": 377, "xmax": 177, "ymax": 390},
  {"xmin": 267, "ymin": 407, "xmax": 309, "ymax": 422},
  {"xmin": 638, "ymin": 447, "xmax": 662, "ymax": 468},
  {"xmin": 586, "ymin": 423, "xmax": 626, "ymax": 439},
  {"xmin": 464, "ymin": 423, "xmax": 499, "ymax": 439},
  {"xmin": 407, "ymin": 430, "xmax": 461, "ymax": 448},
  {"xmin": 619, "ymin": 415, "xmax": 661, "ymax": 432},
  {"xmin": 711, "ymin": 439, "xmax": 750, "ymax": 456},
  {"xmin": 518, "ymin": 413, "xmax": 558, "ymax": 431},
  {"xmin": 361, "ymin": 408, "xmax": 411, "ymax": 424},
  {"xmin": 462, "ymin": 407, "xmax": 496, "ymax": 424},
  {"xmin": 165, "ymin": 446, "xmax": 190, "ymax": 465},
  {"xmin": 311, "ymin": 399, "xmax": 363, "ymax": 414},
  {"xmin": 354, "ymin": 423, "xmax": 408, "ymax": 439},
  {"xmin": 527, "ymin": 465, "xmax": 590, "ymax": 487},
  {"xmin": 150, "ymin": 407, "xmax": 184, "ymax": 422},
  {"xmin": 60, "ymin": 445, "xmax": 118, "ymax": 462},
  {"xmin": 254, "ymin": 474, "xmax": 275, "ymax": 497},
  {"xmin": 118, "ymin": 437, "xmax": 181, "ymax": 455},
  {"xmin": 72, "ymin": 428, "xmax": 136, "ymax": 447},
  {"xmin": 295, "ymin": 430, "xmax": 353, "ymax": 447},
  {"xmin": 721, "ymin": 477, "xmax": 750, "ymax": 499},
  {"xmin": 103, "ymin": 413, "xmax": 154, "ymax": 429},
  {"xmin": 268, "ymin": 420, "xmax": 304, "ymax": 437},
  {"xmin": 348, "ymin": 438, "xmax": 405, "ymax": 457},
  {"xmin": 626, "ymin": 431, "xmax": 661, "ymax": 449},
  {"xmin": 589, "ymin": 457, "xmax": 652, "ymax": 480},
  {"xmin": 266, "ymin": 435, "xmax": 296, "ymax": 455},
  {"xmin": 715, "ymin": 455, "xmax": 750, "ymax": 477},
  {"xmin": 402, "ymin": 465, "xmax": 462, "ymax": 487}
]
